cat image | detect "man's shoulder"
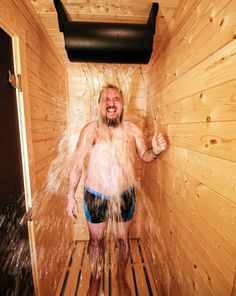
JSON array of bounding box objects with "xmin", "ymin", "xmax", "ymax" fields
[
  {"xmin": 80, "ymin": 121, "xmax": 97, "ymax": 136},
  {"xmin": 82, "ymin": 121, "xmax": 96, "ymax": 130},
  {"xmin": 123, "ymin": 120, "xmax": 141, "ymax": 131}
]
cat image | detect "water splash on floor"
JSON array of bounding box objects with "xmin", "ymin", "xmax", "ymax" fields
[{"xmin": 0, "ymin": 192, "xmax": 34, "ymax": 295}]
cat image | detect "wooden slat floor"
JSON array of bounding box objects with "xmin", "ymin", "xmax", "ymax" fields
[{"xmin": 57, "ymin": 238, "xmax": 158, "ymax": 296}]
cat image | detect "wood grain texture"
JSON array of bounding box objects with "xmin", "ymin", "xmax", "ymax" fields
[
  {"xmin": 0, "ymin": 0, "xmax": 72, "ymax": 295},
  {"xmin": 57, "ymin": 238, "xmax": 158, "ymax": 296},
  {"xmin": 142, "ymin": 0, "xmax": 236, "ymax": 295}
]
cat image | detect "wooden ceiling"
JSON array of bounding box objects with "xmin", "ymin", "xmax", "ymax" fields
[{"xmin": 30, "ymin": 0, "xmax": 180, "ymax": 67}]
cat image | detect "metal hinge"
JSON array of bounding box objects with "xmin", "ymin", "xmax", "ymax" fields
[{"xmin": 8, "ymin": 70, "xmax": 22, "ymax": 92}]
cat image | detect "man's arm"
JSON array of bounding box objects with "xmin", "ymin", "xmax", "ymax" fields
[
  {"xmin": 66, "ymin": 123, "xmax": 94, "ymax": 218},
  {"xmin": 132, "ymin": 123, "xmax": 167, "ymax": 163}
]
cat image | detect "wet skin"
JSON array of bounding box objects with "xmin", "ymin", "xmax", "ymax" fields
[{"xmin": 67, "ymin": 87, "xmax": 167, "ymax": 296}]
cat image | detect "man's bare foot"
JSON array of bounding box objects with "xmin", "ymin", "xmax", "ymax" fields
[
  {"xmin": 86, "ymin": 275, "xmax": 101, "ymax": 296},
  {"xmin": 117, "ymin": 274, "xmax": 131, "ymax": 296}
]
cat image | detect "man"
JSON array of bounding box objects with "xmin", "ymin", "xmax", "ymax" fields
[{"xmin": 67, "ymin": 84, "xmax": 167, "ymax": 296}]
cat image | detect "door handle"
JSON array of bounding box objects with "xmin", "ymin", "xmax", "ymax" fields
[
  {"xmin": 20, "ymin": 207, "xmax": 33, "ymax": 225},
  {"xmin": 8, "ymin": 70, "xmax": 22, "ymax": 91}
]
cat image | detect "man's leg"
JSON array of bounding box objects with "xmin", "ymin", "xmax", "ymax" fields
[
  {"xmin": 87, "ymin": 221, "xmax": 108, "ymax": 296},
  {"xmin": 114, "ymin": 221, "xmax": 132, "ymax": 296}
]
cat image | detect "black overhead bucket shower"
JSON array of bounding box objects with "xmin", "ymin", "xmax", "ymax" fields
[{"xmin": 54, "ymin": 0, "xmax": 159, "ymax": 64}]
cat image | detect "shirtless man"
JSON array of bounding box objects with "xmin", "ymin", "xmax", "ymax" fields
[{"xmin": 66, "ymin": 85, "xmax": 167, "ymax": 296}]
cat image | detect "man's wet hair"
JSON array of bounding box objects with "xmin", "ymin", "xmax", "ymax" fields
[{"xmin": 98, "ymin": 84, "xmax": 123, "ymax": 103}]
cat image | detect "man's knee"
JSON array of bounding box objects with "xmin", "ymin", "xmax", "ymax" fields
[
  {"xmin": 115, "ymin": 237, "xmax": 128, "ymax": 249},
  {"xmin": 89, "ymin": 235, "xmax": 106, "ymax": 248}
]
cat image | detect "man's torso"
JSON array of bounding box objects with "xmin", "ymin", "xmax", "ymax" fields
[{"xmin": 84, "ymin": 121, "xmax": 137, "ymax": 197}]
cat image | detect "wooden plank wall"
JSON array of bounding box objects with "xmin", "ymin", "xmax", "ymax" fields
[
  {"xmin": 142, "ymin": 0, "xmax": 236, "ymax": 295},
  {"xmin": 67, "ymin": 66, "xmax": 91, "ymax": 241},
  {"xmin": 67, "ymin": 64, "xmax": 148, "ymax": 241},
  {"xmin": 0, "ymin": 0, "xmax": 73, "ymax": 295}
]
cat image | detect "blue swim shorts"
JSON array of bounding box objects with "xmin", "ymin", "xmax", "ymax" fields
[{"xmin": 83, "ymin": 186, "xmax": 136, "ymax": 223}]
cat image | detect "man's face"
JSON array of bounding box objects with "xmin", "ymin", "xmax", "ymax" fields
[{"xmin": 99, "ymin": 87, "xmax": 124, "ymax": 127}]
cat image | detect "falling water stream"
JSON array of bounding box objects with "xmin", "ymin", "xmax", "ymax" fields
[{"xmin": 1, "ymin": 64, "xmax": 170, "ymax": 295}]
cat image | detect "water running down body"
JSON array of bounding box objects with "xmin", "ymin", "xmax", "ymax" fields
[{"xmin": 67, "ymin": 85, "xmax": 167, "ymax": 296}]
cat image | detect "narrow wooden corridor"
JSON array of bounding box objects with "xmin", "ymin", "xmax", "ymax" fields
[{"xmin": 57, "ymin": 238, "xmax": 158, "ymax": 296}]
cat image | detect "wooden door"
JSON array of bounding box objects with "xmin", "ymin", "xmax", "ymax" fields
[{"xmin": 0, "ymin": 27, "xmax": 34, "ymax": 295}]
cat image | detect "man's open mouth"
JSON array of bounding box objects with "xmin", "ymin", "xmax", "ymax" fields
[{"xmin": 106, "ymin": 106, "xmax": 117, "ymax": 114}]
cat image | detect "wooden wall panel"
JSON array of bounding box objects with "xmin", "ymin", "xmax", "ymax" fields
[
  {"xmin": 148, "ymin": 0, "xmax": 234, "ymax": 92},
  {"xmin": 0, "ymin": 0, "xmax": 72, "ymax": 295},
  {"xmin": 162, "ymin": 78, "xmax": 236, "ymax": 124},
  {"xmin": 142, "ymin": 0, "xmax": 236, "ymax": 295}
]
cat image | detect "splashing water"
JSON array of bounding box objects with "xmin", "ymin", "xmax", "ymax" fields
[
  {"xmin": 79, "ymin": 64, "xmax": 141, "ymax": 240},
  {"xmin": 44, "ymin": 64, "xmax": 138, "ymax": 192},
  {"xmin": 0, "ymin": 192, "xmax": 34, "ymax": 295},
  {"xmin": 45, "ymin": 63, "xmax": 138, "ymax": 203},
  {"xmin": 82, "ymin": 64, "xmax": 136, "ymax": 121},
  {"xmin": 38, "ymin": 63, "xmax": 166, "ymax": 293},
  {"xmin": 43, "ymin": 64, "xmax": 141, "ymax": 282},
  {"xmin": 139, "ymin": 65, "xmax": 163, "ymax": 136},
  {"xmin": 1, "ymin": 63, "xmax": 156, "ymax": 295},
  {"xmin": 31, "ymin": 63, "xmax": 167, "ymax": 293}
]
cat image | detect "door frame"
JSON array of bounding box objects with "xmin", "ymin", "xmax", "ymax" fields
[{"xmin": 0, "ymin": 23, "xmax": 40, "ymax": 295}]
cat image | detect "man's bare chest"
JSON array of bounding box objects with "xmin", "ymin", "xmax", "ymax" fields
[{"xmin": 92, "ymin": 130, "xmax": 134, "ymax": 151}]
